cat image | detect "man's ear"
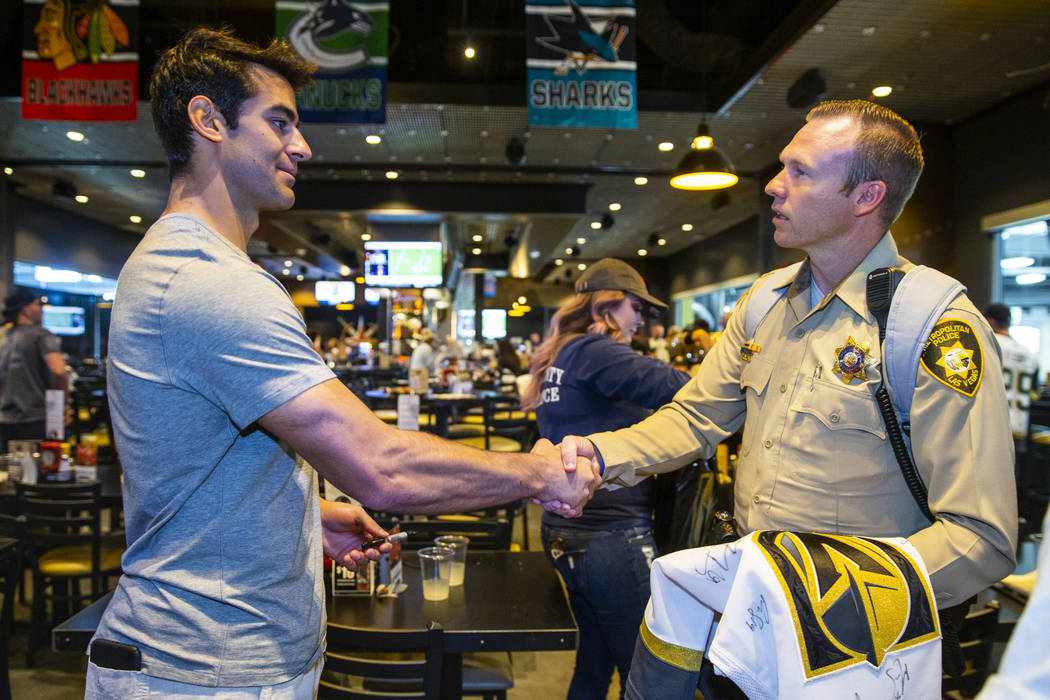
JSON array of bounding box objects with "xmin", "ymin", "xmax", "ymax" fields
[
  {"xmin": 187, "ymin": 95, "xmax": 225, "ymax": 144},
  {"xmin": 853, "ymin": 180, "xmax": 887, "ymax": 218}
]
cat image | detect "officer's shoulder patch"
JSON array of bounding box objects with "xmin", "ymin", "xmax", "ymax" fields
[{"xmin": 920, "ymin": 318, "xmax": 983, "ymax": 397}]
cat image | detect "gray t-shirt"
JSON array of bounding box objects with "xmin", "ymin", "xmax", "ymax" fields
[
  {"xmin": 95, "ymin": 214, "xmax": 335, "ymax": 686},
  {"xmin": 0, "ymin": 324, "xmax": 61, "ymax": 423}
]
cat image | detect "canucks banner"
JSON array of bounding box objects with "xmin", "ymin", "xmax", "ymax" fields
[
  {"xmin": 526, "ymin": 0, "xmax": 637, "ymax": 129},
  {"xmin": 276, "ymin": 0, "xmax": 388, "ymax": 124},
  {"xmin": 21, "ymin": 0, "xmax": 139, "ymax": 121}
]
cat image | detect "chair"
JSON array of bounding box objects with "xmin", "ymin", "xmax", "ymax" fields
[
  {"xmin": 383, "ymin": 517, "xmax": 513, "ymax": 551},
  {"xmin": 941, "ymin": 600, "xmax": 1002, "ymax": 699},
  {"xmin": 1019, "ymin": 398, "xmax": 1050, "ymax": 545},
  {"xmin": 16, "ymin": 481, "xmax": 124, "ymax": 666},
  {"xmin": 453, "ymin": 396, "xmax": 534, "ymax": 453},
  {"xmin": 320, "ymin": 621, "xmax": 445, "ymax": 699},
  {"xmin": 0, "ymin": 514, "xmax": 26, "ymax": 700}
]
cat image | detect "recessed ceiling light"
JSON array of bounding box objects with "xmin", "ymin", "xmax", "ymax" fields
[
  {"xmin": 385, "ymin": 170, "xmax": 398, "ymax": 179},
  {"xmin": 1001, "ymin": 256, "xmax": 1035, "ymax": 269},
  {"xmin": 74, "ymin": 194, "xmax": 88, "ymax": 203},
  {"xmin": 472, "ymin": 234, "xmax": 483, "ymax": 242},
  {"xmin": 565, "ymin": 247, "xmax": 574, "ymax": 255},
  {"xmin": 576, "ymin": 237, "xmax": 586, "ymax": 245},
  {"xmin": 555, "ymin": 259, "xmax": 564, "ymax": 266},
  {"xmin": 658, "ymin": 142, "xmax": 674, "ymax": 152},
  {"xmin": 4, "ymin": 167, "xmax": 13, "ymax": 176},
  {"xmin": 365, "ymin": 134, "xmax": 381, "ymax": 145},
  {"xmin": 284, "ymin": 260, "xmax": 293, "ymax": 267},
  {"xmin": 608, "ymin": 202, "xmax": 621, "ymax": 211},
  {"xmin": 634, "ymin": 176, "xmax": 648, "ymax": 185},
  {"xmin": 518, "ymin": 296, "xmax": 527, "ymax": 304},
  {"xmin": 130, "ymin": 169, "xmax": 146, "ymax": 178},
  {"xmin": 129, "ymin": 215, "xmax": 141, "ymax": 223},
  {"xmin": 464, "ymin": 46, "xmax": 476, "ymax": 59},
  {"xmin": 681, "ymin": 224, "xmax": 693, "ymax": 231},
  {"xmin": 657, "ymin": 237, "xmax": 666, "ymax": 246},
  {"xmin": 281, "ymin": 268, "xmax": 290, "ymax": 276},
  {"xmin": 296, "ymin": 274, "xmax": 304, "ymax": 282},
  {"xmin": 361, "ymin": 233, "xmax": 372, "ymax": 241},
  {"xmin": 577, "ymin": 263, "xmax": 587, "ymax": 271},
  {"xmin": 66, "ymin": 131, "xmax": 85, "ymax": 142},
  {"xmin": 339, "ymin": 265, "xmax": 351, "ymax": 276},
  {"xmin": 872, "ymin": 86, "xmax": 893, "ymax": 97},
  {"xmin": 637, "ymin": 249, "xmax": 648, "ymax": 256},
  {"xmin": 590, "ymin": 221, "xmax": 601, "ymax": 230},
  {"xmin": 471, "ymin": 247, "xmax": 482, "ymax": 255}
]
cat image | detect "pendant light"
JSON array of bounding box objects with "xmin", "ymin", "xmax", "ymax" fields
[
  {"xmin": 669, "ymin": 123, "xmax": 738, "ymax": 190},
  {"xmin": 670, "ymin": 0, "xmax": 737, "ymax": 191}
]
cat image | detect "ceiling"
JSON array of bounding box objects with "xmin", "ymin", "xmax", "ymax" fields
[{"xmin": 2, "ymin": 0, "xmax": 1049, "ymax": 287}]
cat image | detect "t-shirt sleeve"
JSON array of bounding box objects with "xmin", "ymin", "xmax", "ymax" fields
[
  {"xmin": 574, "ymin": 335, "xmax": 691, "ymax": 408},
  {"xmin": 161, "ymin": 261, "xmax": 335, "ymax": 431},
  {"xmin": 38, "ymin": 330, "xmax": 61, "ymax": 357}
]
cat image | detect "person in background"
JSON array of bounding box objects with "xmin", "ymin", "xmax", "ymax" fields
[
  {"xmin": 0, "ymin": 290, "xmax": 68, "ymax": 451},
  {"xmin": 648, "ymin": 324, "xmax": 670, "ymax": 363},
  {"xmin": 551, "ymin": 100, "xmax": 1018, "ymax": 697},
  {"xmin": 523, "ymin": 257, "xmax": 691, "ymax": 700},
  {"xmin": 88, "ymin": 28, "xmax": 598, "ymax": 699},
  {"xmin": 497, "ymin": 337, "xmax": 523, "ymax": 375},
  {"xmin": 985, "ymin": 303, "xmax": 1039, "ymax": 439},
  {"xmin": 409, "ymin": 327, "xmax": 437, "ymax": 374}
]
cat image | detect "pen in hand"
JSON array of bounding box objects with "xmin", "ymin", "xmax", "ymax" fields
[{"xmin": 362, "ymin": 531, "xmax": 411, "ymax": 550}]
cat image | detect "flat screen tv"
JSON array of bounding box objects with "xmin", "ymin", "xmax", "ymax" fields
[
  {"xmin": 42, "ymin": 305, "xmax": 86, "ymax": 336},
  {"xmin": 314, "ymin": 280, "xmax": 355, "ymax": 305},
  {"xmin": 364, "ymin": 241, "xmax": 443, "ymax": 288}
]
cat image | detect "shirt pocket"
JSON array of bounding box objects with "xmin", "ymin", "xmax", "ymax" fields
[
  {"xmin": 738, "ymin": 357, "xmax": 775, "ymax": 459},
  {"xmin": 788, "ymin": 379, "xmax": 892, "ymax": 491}
]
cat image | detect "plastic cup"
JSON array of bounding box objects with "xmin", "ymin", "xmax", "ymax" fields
[
  {"xmin": 434, "ymin": 535, "xmax": 470, "ymax": 586},
  {"xmin": 417, "ymin": 546, "xmax": 453, "ymax": 601}
]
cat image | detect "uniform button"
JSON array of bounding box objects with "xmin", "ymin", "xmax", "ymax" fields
[
  {"xmin": 763, "ymin": 439, "xmax": 773, "ymax": 449},
  {"xmin": 779, "ymin": 384, "xmax": 787, "ymax": 393},
  {"xmin": 829, "ymin": 413, "xmax": 840, "ymax": 424},
  {"xmin": 753, "ymin": 495, "xmax": 761, "ymax": 503}
]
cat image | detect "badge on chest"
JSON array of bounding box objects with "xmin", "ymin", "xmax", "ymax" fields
[{"xmin": 832, "ymin": 335, "xmax": 878, "ymax": 383}]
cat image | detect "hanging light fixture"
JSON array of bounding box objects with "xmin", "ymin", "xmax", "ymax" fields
[{"xmin": 670, "ymin": 123, "xmax": 738, "ymax": 190}]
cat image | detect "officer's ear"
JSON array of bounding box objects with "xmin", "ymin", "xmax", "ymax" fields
[
  {"xmin": 187, "ymin": 95, "xmax": 226, "ymax": 145},
  {"xmin": 852, "ymin": 180, "xmax": 886, "ymax": 218}
]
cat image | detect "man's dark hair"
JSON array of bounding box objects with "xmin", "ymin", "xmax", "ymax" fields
[
  {"xmin": 149, "ymin": 27, "xmax": 316, "ymax": 178},
  {"xmin": 984, "ymin": 303, "xmax": 1011, "ymax": 330},
  {"xmin": 806, "ymin": 99, "xmax": 924, "ymax": 229}
]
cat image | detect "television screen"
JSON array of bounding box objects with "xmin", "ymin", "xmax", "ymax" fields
[
  {"xmin": 42, "ymin": 305, "xmax": 86, "ymax": 336},
  {"xmin": 482, "ymin": 309, "xmax": 507, "ymax": 340},
  {"xmin": 364, "ymin": 241, "xmax": 443, "ymax": 288},
  {"xmin": 315, "ymin": 280, "xmax": 355, "ymax": 305}
]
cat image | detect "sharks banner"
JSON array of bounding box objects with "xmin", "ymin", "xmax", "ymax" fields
[
  {"xmin": 276, "ymin": 0, "xmax": 388, "ymax": 124},
  {"xmin": 526, "ymin": 0, "xmax": 637, "ymax": 129}
]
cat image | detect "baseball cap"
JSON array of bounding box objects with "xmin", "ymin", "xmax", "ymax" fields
[
  {"xmin": 575, "ymin": 258, "xmax": 667, "ymax": 315},
  {"xmin": 2, "ymin": 289, "xmax": 40, "ymax": 323}
]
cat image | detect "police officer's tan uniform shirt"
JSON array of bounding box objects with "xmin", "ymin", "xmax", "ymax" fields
[{"xmin": 590, "ymin": 233, "xmax": 1017, "ymax": 606}]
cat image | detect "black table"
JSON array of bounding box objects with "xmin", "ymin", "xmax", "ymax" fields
[{"xmin": 327, "ymin": 550, "xmax": 576, "ymax": 698}]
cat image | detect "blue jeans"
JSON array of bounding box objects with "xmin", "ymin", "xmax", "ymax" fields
[{"xmin": 542, "ymin": 524, "xmax": 657, "ymax": 700}]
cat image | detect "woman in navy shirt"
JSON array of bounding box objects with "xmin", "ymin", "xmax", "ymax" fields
[{"xmin": 522, "ymin": 258, "xmax": 690, "ymax": 700}]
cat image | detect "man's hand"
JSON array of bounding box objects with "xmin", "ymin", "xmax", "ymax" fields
[
  {"xmin": 320, "ymin": 498, "xmax": 389, "ymax": 569},
  {"xmin": 530, "ymin": 438, "xmax": 601, "ymax": 517}
]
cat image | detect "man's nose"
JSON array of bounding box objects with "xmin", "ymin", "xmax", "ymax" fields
[{"xmin": 290, "ymin": 127, "xmax": 312, "ymax": 162}]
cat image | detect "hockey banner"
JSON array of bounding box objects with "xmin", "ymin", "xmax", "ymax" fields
[
  {"xmin": 276, "ymin": 0, "xmax": 389, "ymax": 124},
  {"xmin": 22, "ymin": 0, "xmax": 139, "ymax": 121},
  {"xmin": 526, "ymin": 0, "xmax": 637, "ymax": 129}
]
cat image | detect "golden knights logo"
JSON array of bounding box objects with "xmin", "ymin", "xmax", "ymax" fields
[{"xmin": 755, "ymin": 531, "xmax": 939, "ymax": 678}]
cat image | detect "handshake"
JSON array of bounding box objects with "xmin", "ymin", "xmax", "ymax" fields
[{"xmin": 528, "ymin": 436, "xmax": 603, "ymax": 518}]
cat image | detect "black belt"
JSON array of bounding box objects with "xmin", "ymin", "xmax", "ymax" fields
[{"xmin": 89, "ymin": 639, "xmax": 141, "ymax": 671}]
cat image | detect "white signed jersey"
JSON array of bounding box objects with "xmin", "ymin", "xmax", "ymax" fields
[{"xmin": 642, "ymin": 532, "xmax": 942, "ymax": 700}]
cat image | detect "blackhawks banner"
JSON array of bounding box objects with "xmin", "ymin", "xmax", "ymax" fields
[
  {"xmin": 21, "ymin": 0, "xmax": 139, "ymax": 121},
  {"xmin": 526, "ymin": 0, "xmax": 637, "ymax": 129},
  {"xmin": 276, "ymin": 0, "xmax": 389, "ymax": 124}
]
